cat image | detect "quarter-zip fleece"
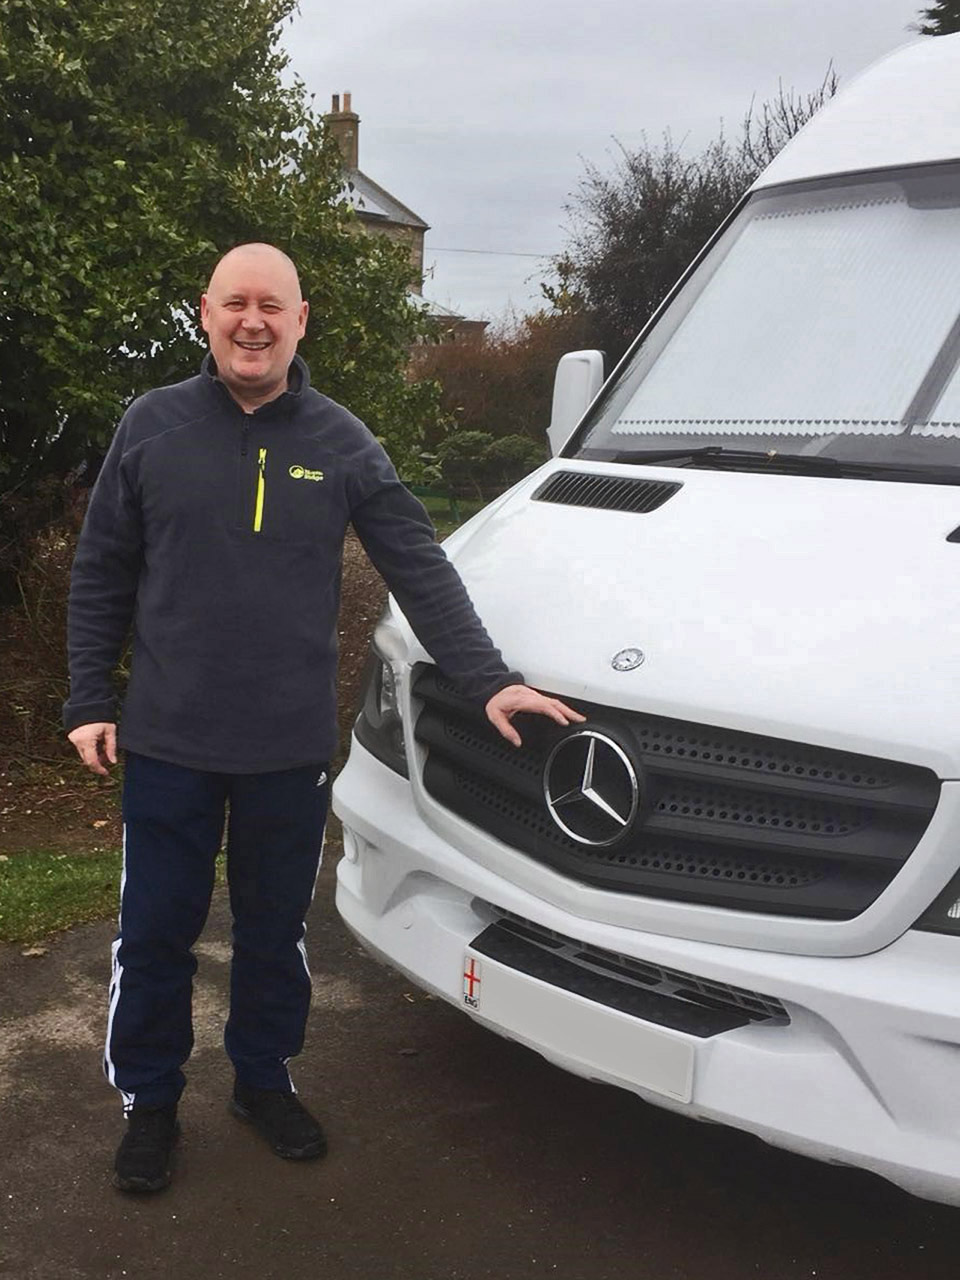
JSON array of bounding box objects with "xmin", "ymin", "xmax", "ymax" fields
[{"xmin": 64, "ymin": 355, "xmax": 521, "ymax": 772}]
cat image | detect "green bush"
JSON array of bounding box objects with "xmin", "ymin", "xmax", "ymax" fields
[
  {"xmin": 435, "ymin": 431, "xmax": 495, "ymax": 496},
  {"xmin": 436, "ymin": 431, "xmax": 546, "ymax": 498},
  {"xmin": 485, "ymin": 435, "xmax": 546, "ymax": 487}
]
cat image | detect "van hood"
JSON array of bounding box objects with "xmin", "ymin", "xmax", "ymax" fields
[{"xmin": 423, "ymin": 464, "xmax": 960, "ymax": 778}]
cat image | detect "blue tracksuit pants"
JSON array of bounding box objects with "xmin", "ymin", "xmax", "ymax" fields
[{"xmin": 105, "ymin": 752, "xmax": 329, "ymax": 1111}]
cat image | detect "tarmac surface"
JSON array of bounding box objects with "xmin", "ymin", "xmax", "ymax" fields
[{"xmin": 2, "ymin": 847, "xmax": 959, "ymax": 1280}]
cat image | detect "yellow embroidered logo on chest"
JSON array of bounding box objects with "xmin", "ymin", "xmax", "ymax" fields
[{"xmin": 289, "ymin": 465, "xmax": 324, "ymax": 482}]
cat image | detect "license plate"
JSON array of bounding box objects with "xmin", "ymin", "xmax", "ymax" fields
[{"xmin": 462, "ymin": 949, "xmax": 695, "ymax": 1103}]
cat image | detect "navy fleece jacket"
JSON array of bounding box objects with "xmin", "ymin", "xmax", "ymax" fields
[{"xmin": 63, "ymin": 356, "xmax": 521, "ymax": 772}]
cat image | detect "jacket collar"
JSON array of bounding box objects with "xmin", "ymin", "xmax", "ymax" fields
[{"xmin": 201, "ymin": 352, "xmax": 311, "ymax": 414}]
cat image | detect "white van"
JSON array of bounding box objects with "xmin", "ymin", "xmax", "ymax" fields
[{"xmin": 333, "ymin": 34, "xmax": 960, "ymax": 1206}]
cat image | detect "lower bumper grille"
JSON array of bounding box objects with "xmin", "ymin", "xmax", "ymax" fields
[
  {"xmin": 414, "ymin": 666, "xmax": 939, "ymax": 919},
  {"xmin": 473, "ymin": 906, "xmax": 789, "ymax": 1035}
]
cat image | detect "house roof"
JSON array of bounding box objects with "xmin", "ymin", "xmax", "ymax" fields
[
  {"xmin": 343, "ymin": 169, "xmax": 429, "ymax": 231},
  {"xmin": 407, "ymin": 290, "xmax": 462, "ymax": 322},
  {"xmin": 406, "ymin": 291, "xmax": 490, "ymax": 332}
]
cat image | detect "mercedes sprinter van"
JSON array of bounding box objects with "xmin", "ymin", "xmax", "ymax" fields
[{"xmin": 334, "ymin": 34, "xmax": 960, "ymax": 1205}]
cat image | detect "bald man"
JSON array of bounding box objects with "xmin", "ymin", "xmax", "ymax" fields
[{"xmin": 63, "ymin": 244, "xmax": 582, "ymax": 1192}]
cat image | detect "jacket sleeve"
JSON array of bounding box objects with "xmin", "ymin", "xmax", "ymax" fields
[
  {"xmin": 349, "ymin": 472, "xmax": 524, "ymax": 706},
  {"xmin": 62, "ymin": 418, "xmax": 143, "ymax": 732}
]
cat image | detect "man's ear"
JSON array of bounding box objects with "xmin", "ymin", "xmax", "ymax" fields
[
  {"xmin": 298, "ymin": 300, "xmax": 309, "ymax": 337},
  {"xmin": 200, "ymin": 294, "xmax": 211, "ymax": 333}
]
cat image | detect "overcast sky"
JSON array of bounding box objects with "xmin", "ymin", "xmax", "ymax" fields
[{"xmin": 282, "ymin": 0, "xmax": 924, "ymax": 323}]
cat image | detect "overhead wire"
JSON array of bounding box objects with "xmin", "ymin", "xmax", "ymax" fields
[{"xmin": 427, "ymin": 246, "xmax": 550, "ymax": 259}]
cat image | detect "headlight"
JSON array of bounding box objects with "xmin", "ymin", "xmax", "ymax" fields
[
  {"xmin": 914, "ymin": 867, "xmax": 960, "ymax": 936},
  {"xmin": 353, "ymin": 615, "xmax": 409, "ymax": 778}
]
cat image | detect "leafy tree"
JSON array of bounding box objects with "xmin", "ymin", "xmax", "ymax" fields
[
  {"xmin": 913, "ymin": 1, "xmax": 960, "ymax": 34},
  {"xmin": 550, "ymin": 71, "xmax": 838, "ymax": 364},
  {"xmin": 0, "ymin": 0, "xmax": 438, "ymax": 489}
]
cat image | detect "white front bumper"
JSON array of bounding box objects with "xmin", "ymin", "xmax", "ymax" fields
[{"xmin": 333, "ymin": 742, "xmax": 960, "ymax": 1207}]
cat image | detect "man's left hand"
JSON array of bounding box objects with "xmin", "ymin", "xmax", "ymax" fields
[{"xmin": 485, "ymin": 684, "xmax": 586, "ymax": 748}]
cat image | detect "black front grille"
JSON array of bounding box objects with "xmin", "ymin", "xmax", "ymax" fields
[
  {"xmin": 473, "ymin": 906, "xmax": 789, "ymax": 1033},
  {"xmin": 532, "ymin": 471, "xmax": 681, "ymax": 513},
  {"xmin": 414, "ymin": 667, "xmax": 940, "ymax": 920}
]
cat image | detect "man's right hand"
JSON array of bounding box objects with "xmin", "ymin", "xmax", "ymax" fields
[{"xmin": 67, "ymin": 722, "xmax": 118, "ymax": 776}]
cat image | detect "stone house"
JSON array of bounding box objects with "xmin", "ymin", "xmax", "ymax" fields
[{"xmin": 325, "ymin": 93, "xmax": 487, "ymax": 341}]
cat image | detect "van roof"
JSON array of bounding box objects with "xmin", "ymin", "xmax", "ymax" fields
[{"xmin": 752, "ymin": 33, "xmax": 960, "ymax": 191}]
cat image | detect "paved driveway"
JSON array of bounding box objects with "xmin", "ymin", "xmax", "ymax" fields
[{"xmin": 1, "ymin": 849, "xmax": 957, "ymax": 1280}]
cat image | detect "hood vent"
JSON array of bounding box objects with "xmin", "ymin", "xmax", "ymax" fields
[{"xmin": 533, "ymin": 471, "xmax": 681, "ymax": 513}]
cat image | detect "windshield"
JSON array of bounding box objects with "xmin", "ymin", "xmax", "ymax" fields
[{"xmin": 573, "ymin": 163, "xmax": 960, "ymax": 471}]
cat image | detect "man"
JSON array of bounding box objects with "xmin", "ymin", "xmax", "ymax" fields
[{"xmin": 65, "ymin": 243, "xmax": 583, "ymax": 1193}]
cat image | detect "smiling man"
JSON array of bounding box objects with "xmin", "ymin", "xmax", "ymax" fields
[
  {"xmin": 63, "ymin": 243, "xmax": 582, "ymax": 1193},
  {"xmin": 201, "ymin": 244, "xmax": 308, "ymax": 410}
]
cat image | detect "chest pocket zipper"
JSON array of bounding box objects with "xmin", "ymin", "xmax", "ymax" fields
[{"xmin": 253, "ymin": 447, "xmax": 267, "ymax": 532}]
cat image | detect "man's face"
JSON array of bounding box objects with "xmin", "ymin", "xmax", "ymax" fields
[{"xmin": 200, "ymin": 250, "xmax": 308, "ymax": 410}]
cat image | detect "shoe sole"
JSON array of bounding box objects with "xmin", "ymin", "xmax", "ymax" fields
[
  {"xmin": 112, "ymin": 1170, "xmax": 172, "ymax": 1193},
  {"xmin": 228, "ymin": 1099, "xmax": 327, "ymax": 1160}
]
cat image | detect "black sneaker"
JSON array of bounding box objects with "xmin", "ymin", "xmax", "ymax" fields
[
  {"xmin": 229, "ymin": 1084, "xmax": 327, "ymax": 1160},
  {"xmin": 113, "ymin": 1104, "xmax": 179, "ymax": 1192}
]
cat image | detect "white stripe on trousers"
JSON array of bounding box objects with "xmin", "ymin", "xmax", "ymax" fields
[
  {"xmin": 287, "ymin": 822, "xmax": 326, "ymax": 1092},
  {"xmin": 104, "ymin": 823, "xmax": 135, "ymax": 1113}
]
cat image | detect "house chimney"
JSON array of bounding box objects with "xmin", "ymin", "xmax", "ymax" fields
[{"xmin": 325, "ymin": 91, "xmax": 359, "ymax": 170}]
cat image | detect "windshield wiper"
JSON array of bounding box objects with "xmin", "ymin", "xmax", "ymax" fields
[
  {"xmin": 607, "ymin": 447, "xmax": 960, "ymax": 484},
  {"xmin": 691, "ymin": 452, "xmax": 960, "ymax": 482},
  {"xmin": 607, "ymin": 446, "xmax": 835, "ymax": 468},
  {"xmin": 606, "ymin": 446, "xmax": 730, "ymax": 465}
]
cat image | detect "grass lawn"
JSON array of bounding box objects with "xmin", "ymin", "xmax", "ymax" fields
[{"xmin": 0, "ymin": 847, "xmax": 123, "ymax": 945}]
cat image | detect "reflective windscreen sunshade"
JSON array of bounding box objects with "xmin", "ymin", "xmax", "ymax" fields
[{"xmin": 602, "ymin": 169, "xmax": 960, "ymax": 443}]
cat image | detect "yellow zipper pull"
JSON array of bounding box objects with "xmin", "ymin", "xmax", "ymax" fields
[{"xmin": 253, "ymin": 447, "xmax": 267, "ymax": 532}]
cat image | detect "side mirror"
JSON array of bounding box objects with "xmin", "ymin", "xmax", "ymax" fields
[{"xmin": 547, "ymin": 350, "xmax": 605, "ymax": 456}]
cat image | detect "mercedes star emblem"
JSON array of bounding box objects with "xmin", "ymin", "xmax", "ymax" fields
[
  {"xmin": 543, "ymin": 730, "xmax": 640, "ymax": 847},
  {"xmin": 612, "ymin": 648, "xmax": 645, "ymax": 672}
]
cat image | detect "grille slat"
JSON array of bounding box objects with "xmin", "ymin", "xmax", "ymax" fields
[
  {"xmin": 642, "ymin": 813, "xmax": 908, "ymax": 867},
  {"xmin": 413, "ymin": 666, "xmax": 939, "ymax": 920},
  {"xmin": 533, "ymin": 471, "xmax": 681, "ymax": 514}
]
